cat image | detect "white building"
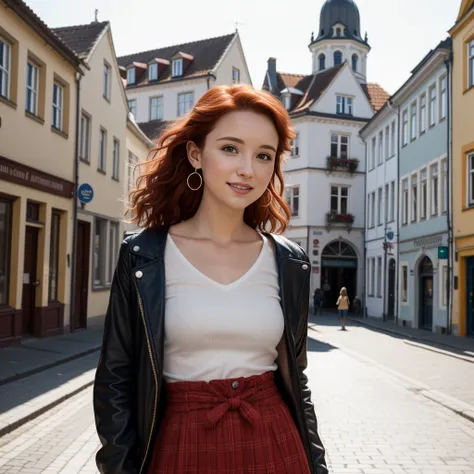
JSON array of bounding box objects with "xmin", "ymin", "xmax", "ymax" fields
[
  {"xmin": 359, "ymin": 103, "xmax": 399, "ymax": 320},
  {"xmin": 263, "ymin": 0, "xmax": 389, "ymax": 307}
]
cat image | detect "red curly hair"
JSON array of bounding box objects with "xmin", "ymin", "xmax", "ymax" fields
[{"xmin": 128, "ymin": 84, "xmax": 294, "ymax": 233}]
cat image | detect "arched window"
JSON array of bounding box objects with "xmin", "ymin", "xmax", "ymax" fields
[
  {"xmin": 336, "ymin": 28, "xmax": 342, "ymax": 37},
  {"xmin": 352, "ymin": 54, "xmax": 359, "ymax": 72},
  {"xmin": 334, "ymin": 51, "xmax": 343, "ymax": 66},
  {"xmin": 319, "ymin": 54, "xmax": 326, "ymax": 71}
]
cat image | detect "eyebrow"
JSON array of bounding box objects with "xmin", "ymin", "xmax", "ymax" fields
[{"xmin": 217, "ymin": 136, "xmax": 277, "ymax": 153}]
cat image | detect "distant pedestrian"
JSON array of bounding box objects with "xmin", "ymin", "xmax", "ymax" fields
[
  {"xmin": 353, "ymin": 296, "xmax": 362, "ymax": 316},
  {"xmin": 322, "ymin": 280, "xmax": 331, "ymax": 308},
  {"xmin": 313, "ymin": 288, "xmax": 323, "ymax": 315},
  {"xmin": 336, "ymin": 287, "xmax": 350, "ymax": 331}
]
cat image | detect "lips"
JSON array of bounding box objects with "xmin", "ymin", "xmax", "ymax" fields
[{"xmin": 227, "ymin": 182, "xmax": 254, "ymax": 195}]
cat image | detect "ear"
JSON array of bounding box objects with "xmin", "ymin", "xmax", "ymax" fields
[{"xmin": 186, "ymin": 141, "xmax": 202, "ymax": 170}]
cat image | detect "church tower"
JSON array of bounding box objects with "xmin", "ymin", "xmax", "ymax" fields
[{"xmin": 309, "ymin": 0, "xmax": 370, "ymax": 82}]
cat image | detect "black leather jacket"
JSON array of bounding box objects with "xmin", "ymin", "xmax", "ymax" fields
[{"xmin": 93, "ymin": 226, "xmax": 328, "ymax": 474}]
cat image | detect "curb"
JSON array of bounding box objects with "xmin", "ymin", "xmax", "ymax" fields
[
  {"xmin": 403, "ymin": 340, "xmax": 474, "ymax": 364},
  {"xmin": 0, "ymin": 345, "xmax": 101, "ymax": 387}
]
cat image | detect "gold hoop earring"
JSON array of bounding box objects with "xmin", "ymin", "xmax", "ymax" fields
[{"xmin": 187, "ymin": 168, "xmax": 203, "ymax": 191}]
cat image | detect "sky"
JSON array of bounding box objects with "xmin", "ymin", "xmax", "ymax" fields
[{"xmin": 26, "ymin": 0, "xmax": 460, "ymax": 95}]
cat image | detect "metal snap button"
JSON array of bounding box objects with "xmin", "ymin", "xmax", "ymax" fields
[
  {"xmin": 135, "ymin": 270, "xmax": 143, "ymax": 279},
  {"xmin": 133, "ymin": 245, "xmax": 140, "ymax": 252},
  {"xmin": 231, "ymin": 381, "xmax": 239, "ymax": 389},
  {"xmin": 302, "ymin": 264, "xmax": 309, "ymax": 270}
]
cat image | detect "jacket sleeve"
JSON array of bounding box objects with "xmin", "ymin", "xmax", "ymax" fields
[
  {"xmin": 296, "ymin": 259, "xmax": 329, "ymax": 474},
  {"xmin": 93, "ymin": 240, "xmax": 140, "ymax": 474}
]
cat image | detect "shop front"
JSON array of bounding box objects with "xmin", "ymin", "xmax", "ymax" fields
[{"xmin": 0, "ymin": 156, "xmax": 74, "ymax": 346}]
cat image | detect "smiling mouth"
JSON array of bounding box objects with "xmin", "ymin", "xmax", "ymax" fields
[{"xmin": 227, "ymin": 183, "xmax": 254, "ymax": 194}]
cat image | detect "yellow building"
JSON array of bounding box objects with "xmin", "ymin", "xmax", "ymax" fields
[
  {"xmin": 0, "ymin": 0, "xmax": 83, "ymax": 345},
  {"xmin": 450, "ymin": 0, "xmax": 474, "ymax": 337}
]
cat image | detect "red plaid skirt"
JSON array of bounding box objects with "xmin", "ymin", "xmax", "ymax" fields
[{"xmin": 148, "ymin": 371, "xmax": 311, "ymax": 474}]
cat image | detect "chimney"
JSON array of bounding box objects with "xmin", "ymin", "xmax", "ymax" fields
[{"xmin": 267, "ymin": 57, "xmax": 278, "ymax": 95}]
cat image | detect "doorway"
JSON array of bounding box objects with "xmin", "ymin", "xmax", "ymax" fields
[
  {"xmin": 73, "ymin": 221, "xmax": 90, "ymax": 330},
  {"xmin": 467, "ymin": 257, "xmax": 474, "ymax": 337},
  {"xmin": 418, "ymin": 256, "xmax": 433, "ymax": 331},
  {"xmin": 22, "ymin": 226, "xmax": 39, "ymax": 335},
  {"xmin": 321, "ymin": 240, "xmax": 358, "ymax": 309},
  {"xmin": 387, "ymin": 258, "xmax": 396, "ymax": 320}
]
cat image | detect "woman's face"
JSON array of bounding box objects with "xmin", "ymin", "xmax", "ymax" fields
[{"xmin": 187, "ymin": 110, "xmax": 279, "ymax": 212}]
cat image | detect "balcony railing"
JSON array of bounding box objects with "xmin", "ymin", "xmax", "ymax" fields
[
  {"xmin": 326, "ymin": 211, "xmax": 355, "ymax": 225},
  {"xmin": 326, "ymin": 156, "xmax": 359, "ymax": 173}
]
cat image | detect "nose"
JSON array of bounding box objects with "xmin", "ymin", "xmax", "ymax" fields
[{"xmin": 236, "ymin": 155, "xmax": 254, "ymax": 179}]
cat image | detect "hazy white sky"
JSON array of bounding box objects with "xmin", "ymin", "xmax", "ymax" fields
[{"xmin": 26, "ymin": 0, "xmax": 459, "ymax": 95}]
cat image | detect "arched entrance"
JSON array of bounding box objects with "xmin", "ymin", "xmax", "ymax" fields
[
  {"xmin": 418, "ymin": 256, "xmax": 434, "ymax": 330},
  {"xmin": 321, "ymin": 240, "xmax": 357, "ymax": 309},
  {"xmin": 387, "ymin": 259, "xmax": 396, "ymax": 320}
]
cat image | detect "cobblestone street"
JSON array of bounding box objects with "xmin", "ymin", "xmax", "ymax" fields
[{"xmin": 0, "ymin": 321, "xmax": 473, "ymax": 473}]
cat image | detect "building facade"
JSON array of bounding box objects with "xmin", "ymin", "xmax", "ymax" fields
[
  {"xmin": 0, "ymin": 0, "xmax": 83, "ymax": 345},
  {"xmin": 263, "ymin": 0, "xmax": 389, "ymax": 306},
  {"xmin": 360, "ymin": 103, "xmax": 398, "ymax": 320},
  {"xmin": 392, "ymin": 39, "xmax": 451, "ymax": 332},
  {"xmin": 449, "ymin": 0, "xmax": 474, "ymax": 337}
]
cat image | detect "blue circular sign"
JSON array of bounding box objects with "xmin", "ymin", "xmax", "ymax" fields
[
  {"xmin": 386, "ymin": 231, "xmax": 394, "ymax": 241},
  {"xmin": 78, "ymin": 183, "xmax": 94, "ymax": 204}
]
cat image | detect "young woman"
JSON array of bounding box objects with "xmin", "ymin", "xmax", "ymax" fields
[
  {"xmin": 93, "ymin": 84, "xmax": 328, "ymax": 474},
  {"xmin": 336, "ymin": 287, "xmax": 350, "ymax": 331}
]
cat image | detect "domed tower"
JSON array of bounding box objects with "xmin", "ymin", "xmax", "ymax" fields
[{"xmin": 309, "ymin": 0, "xmax": 370, "ymax": 81}]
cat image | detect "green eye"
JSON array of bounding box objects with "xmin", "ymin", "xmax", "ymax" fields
[{"xmin": 222, "ymin": 145, "xmax": 238, "ymax": 153}]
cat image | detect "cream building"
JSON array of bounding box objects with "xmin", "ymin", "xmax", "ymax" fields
[{"xmin": 0, "ymin": 0, "xmax": 83, "ymax": 346}]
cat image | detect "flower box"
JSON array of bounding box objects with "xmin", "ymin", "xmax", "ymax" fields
[
  {"xmin": 326, "ymin": 156, "xmax": 359, "ymax": 172},
  {"xmin": 326, "ymin": 212, "xmax": 355, "ymax": 224}
]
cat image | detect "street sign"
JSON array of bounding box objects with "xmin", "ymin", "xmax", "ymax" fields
[
  {"xmin": 386, "ymin": 231, "xmax": 394, "ymax": 241},
  {"xmin": 78, "ymin": 183, "xmax": 94, "ymax": 204},
  {"xmin": 438, "ymin": 246, "xmax": 448, "ymax": 260}
]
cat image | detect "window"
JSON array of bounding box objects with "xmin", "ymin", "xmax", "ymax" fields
[
  {"xmin": 352, "ymin": 54, "xmax": 358, "ymax": 72},
  {"xmin": 98, "ymin": 128, "xmax": 107, "ymax": 172},
  {"xmin": 442, "ymin": 159, "xmax": 448, "ymax": 213},
  {"xmin": 26, "ymin": 62, "xmax": 39, "ymax": 115},
  {"xmin": 468, "ymin": 153, "xmax": 474, "ymax": 207},
  {"xmin": 52, "ymin": 82, "xmax": 64, "ymax": 131},
  {"xmin": 401, "ymin": 264, "xmax": 408, "ymax": 303},
  {"xmin": 79, "ymin": 112, "xmax": 91, "ymax": 162},
  {"xmin": 411, "ymin": 174, "xmax": 418, "ymax": 222},
  {"xmin": 430, "ymin": 163, "xmax": 439, "ymax": 216},
  {"xmin": 385, "ymin": 126, "xmax": 390, "ymax": 160},
  {"xmin": 128, "ymin": 150, "xmax": 138, "ymax": 192},
  {"xmin": 420, "ymin": 93, "xmax": 426, "ymax": 134},
  {"xmin": 112, "ymin": 139, "xmax": 120, "ymax": 180},
  {"xmin": 0, "ymin": 199, "xmax": 12, "ymax": 306},
  {"xmin": 291, "ymin": 132, "xmax": 300, "ymax": 157},
  {"xmin": 390, "ymin": 181, "xmax": 395, "ymax": 222},
  {"xmin": 128, "ymin": 99, "xmax": 136, "ymax": 117},
  {"xmin": 93, "ymin": 218, "xmax": 107, "ymax": 288},
  {"xmin": 232, "ymin": 67, "xmax": 240, "ymax": 84},
  {"xmin": 378, "ymin": 131, "xmax": 383, "ymax": 164},
  {"xmin": 402, "ymin": 179, "xmax": 409, "ymax": 225},
  {"xmin": 334, "ymin": 51, "xmax": 342, "ymax": 66},
  {"xmin": 150, "ymin": 96, "xmax": 163, "ymax": 121},
  {"xmin": 48, "ymin": 211, "xmax": 60, "ymax": 302},
  {"xmin": 172, "ymin": 58, "xmax": 183, "ymax": 77},
  {"xmin": 283, "ymin": 94, "xmax": 291, "ymax": 110},
  {"xmin": 108, "ymin": 222, "xmax": 119, "ymax": 284},
  {"xmin": 330, "ymin": 186, "xmax": 348, "ymax": 214},
  {"xmin": 178, "ymin": 92, "xmax": 194, "ymax": 116},
  {"xmin": 376, "ymin": 257, "xmax": 382, "ymax": 298},
  {"xmin": 370, "ymin": 137, "xmax": 376, "ymax": 169},
  {"xmin": 439, "ymin": 76, "xmax": 447, "ymax": 120},
  {"xmin": 127, "ymin": 67, "xmax": 136, "ymax": 85},
  {"xmin": 103, "ymin": 62, "xmax": 111, "ymax": 99},
  {"xmin": 390, "ymin": 121, "xmax": 396, "ymax": 157},
  {"xmin": 384, "ymin": 183, "xmax": 389, "ymax": 224},
  {"xmin": 336, "ymin": 95, "xmax": 353, "ymax": 115},
  {"xmin": 319, "ymin": 54, "xmax": 326, "ymax": 71},
  {"xmin": 429, "ymin": 84, "xmax": 436, "ymax": 126},
  {"xmin": 148, "ymin": 63, "xmax": 158, "ymax": 81},
  {"xmin": 441, "ymin": 264, "xmax": 448, "ymax": 307},
  {"xmin": 377, "ymin": 187, "xmax": 383, "ymax": 225},
  {"xmin": 420, "ymin": 168, "xmax": 427, "ymax": 219},
  {"xmin": 336, "ymin": 28, "xmax": 342, "ymax": 37},
  {"xmin": 330, "ymin": 134, "xmax": 348, "ymax": 158},
  {"xmin": 370, "ymin": 258, "xmax": 376, "ymax": 296},
  {"xmin": 0, "ymin": 39, "xmax": 11, "ymax": 99},
  {"xmin": 402, "ymin": 109, "xmax": 408, "ymax": 146},
  {"xmin": 370, "ymin": 191, "xmax": 375, "ymax": 227},
  {"xmin": 286, "ymin": 186, "xmax": 299, "ymax": 217},
  {"xmin": 468, "ymin": 40, "xmax": 474, "ymax": 88},
  {"xmin": 410, "ymin": 101, "xmax": 417, "ymax": 140}
]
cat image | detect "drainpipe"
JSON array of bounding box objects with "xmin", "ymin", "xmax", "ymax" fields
[
  {"xmin": 361, "ymin": 135, "xmax": 368, "ymax": 318},
  {"xmin": 445, "ymin": 53, "xmax": 453, "ymax": 335},
  {"xmin": 69, "ymin": 72, "xmax": 82, "ymax": 331}
]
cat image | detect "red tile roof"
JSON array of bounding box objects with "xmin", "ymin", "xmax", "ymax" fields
[{"xmin": 362, "ymin": 83, "xmax": 390, "ymax": 112}]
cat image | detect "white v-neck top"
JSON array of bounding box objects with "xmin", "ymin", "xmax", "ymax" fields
[{"xmin": 163, "ymin": 234, "xmax": 284, "ymax": 383}]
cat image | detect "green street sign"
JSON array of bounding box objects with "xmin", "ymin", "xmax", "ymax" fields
[{"xmin": 438, "ymin": 246, "xmax": 448, "ymax": 260}]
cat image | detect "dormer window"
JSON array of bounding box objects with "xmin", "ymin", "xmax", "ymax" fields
[
  {"xmin": 172, "ymin": 59, "xmax": 183, "ymax": 77},
  {"xmin": 334, "ymin": 51, "xmax": 343, "ymax": 66},
  {"xmin": 336, "ymin": 28, "xmax": 342, "ymax": 37},
  {"xmin": 352, "ymin": 54, "xmax": 359, "ymax": 72},
  {"xmin": 127, "ymin": 67, "xmax": 136, "ymax": 85},
  {"xmin": 283, "ymin": 94, "xmax": 291, "ymax": 110},
  {"xmin": 336, "ymin": 95, "xmax": 353, "ymax": 115},
  {"xmin": 319, "ymin": 54, "xmax": 326, "ymax": 71},
  {"xmin": 148, "ymin": 63, "xmax": 158, "ymax": 81}
]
